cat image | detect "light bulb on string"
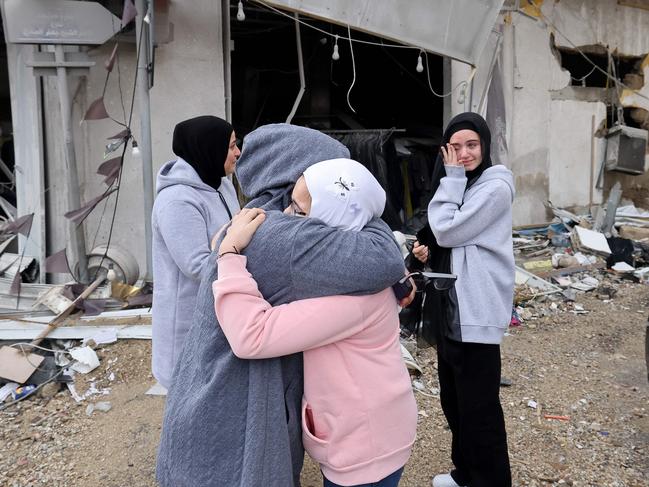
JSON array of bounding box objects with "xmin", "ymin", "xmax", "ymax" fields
[
  {"xmin": 332, "ymin": 35, "xmax": 340, "ymax": 61},
  {"xmin": 236, "ymin": 1, "xmax": 245, "ymax": 21},
  {"xmin": 416, "ymin": 51, "xmax": 424, "ymax": 73},
  {"xmin": 131, "ymin": 139, "xmax": 140, "ymax": 157}
]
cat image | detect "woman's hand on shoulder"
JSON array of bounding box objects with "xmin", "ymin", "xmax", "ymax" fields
[{"xmin": 218, "ymin": 208, "xmax": 266, "ymax": 255}]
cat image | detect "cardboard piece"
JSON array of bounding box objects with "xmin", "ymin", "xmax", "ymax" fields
[{"xmin": 0, "ymin": 346, "xmax": 45, "ymax": 383}]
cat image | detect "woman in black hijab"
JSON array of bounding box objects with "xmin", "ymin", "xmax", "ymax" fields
[
  {"xmin": 151, "ymin": 115, "xmax": 241, "ymax": 390},
  {"xmin": 411, "ymin": 112, "xmax": 515, "ymax": 487}
]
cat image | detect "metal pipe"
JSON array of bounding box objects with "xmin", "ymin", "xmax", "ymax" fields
[
  {"xmin": 222, "ymin": 0, "xmax": 232, "ymax": 122},
  {"xmin": 54, "ymin": 44, "xmax": 89, "ymax": 283},
  {"xmin": 135, "ymin": 0, "xmax": 154, "ymax": 281},
  {"xmin": 0, "ymin": 157, "xmax": 15, "ymax": 185},
  {"xmin": 442, "ymin": 57, "xmax": 452, "ymax": 127},
  {"xmin": 286, "ymin": 13, "xmax": 305, "ymax": 124}
]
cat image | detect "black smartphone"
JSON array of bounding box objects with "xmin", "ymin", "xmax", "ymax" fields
[{"xmin": 416, "ymin": 224, "xmax": 434, "ymax": 247}]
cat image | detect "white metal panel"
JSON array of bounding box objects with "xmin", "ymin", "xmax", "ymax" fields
[
  {"xmin": 262, "ymin": 0, "xmax": 505, "ymax": 65},
  {"xmin": 2, "ymin": 42, "xmax": 47, "ymax": 283}
]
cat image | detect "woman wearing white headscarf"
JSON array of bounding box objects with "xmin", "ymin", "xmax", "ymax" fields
[{"xmin": 213, "ymin": 159, "xmax": 417, "ymax": 487}]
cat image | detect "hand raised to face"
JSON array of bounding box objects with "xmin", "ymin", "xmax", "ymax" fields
[{"xmin": 440, "ymin": 143, "xmax": 461, "ymax": 166}]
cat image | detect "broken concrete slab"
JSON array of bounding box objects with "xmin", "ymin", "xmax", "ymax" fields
[{"xmin": 572, "ymin": 226, "xmax": 612, "ymax": 255}]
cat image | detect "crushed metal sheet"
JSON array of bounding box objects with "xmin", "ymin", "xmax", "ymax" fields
[
  {"xmin": 615, "ymin": 204, "xmax": 649, "ymax": 227},
  {"xmin": 0, "ymin": 323, "xmax": 151, "ymax": 341},
  {"xmin": 515, "ymin": 266, "xmax": 562, "ymax": 294},
  {"xmin": 33, "ymin": 285, "xmax": 73, "ymax": 314}
]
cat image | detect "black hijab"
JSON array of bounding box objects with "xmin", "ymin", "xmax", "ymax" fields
[
  {"xmin": 418, "ymin": 112, "xmax": 493, "ymax": 267},
  {"xmin": 172, "ymin": 115, "xmax": 233, "ymax": 191}
]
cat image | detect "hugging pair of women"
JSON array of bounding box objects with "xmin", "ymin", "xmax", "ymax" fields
[{"xmin": 156, "ymin": 113, "xmax": 514, "ymax": 487}]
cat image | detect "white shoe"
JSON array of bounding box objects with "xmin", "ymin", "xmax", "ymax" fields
[{"xmin": 432, "ymin": 473, "xmax": 465, "ymax": 487}]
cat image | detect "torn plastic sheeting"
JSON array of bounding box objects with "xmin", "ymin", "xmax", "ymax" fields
[
  {"xmin": 573, "ymin": 252, "xmax": 598, "ymax": 266},
  {"xmin": 634, "ymin": 267, "xmax": 649, "ymax": 281},
  {"xmin": 69, "ymin": 346, "xmax": 100, "ymax": 374},
  {"xmin": 570, "ymin": 276, "xmax": 600, "ymax": 292},
  {"xmin": 81, "ymin": 329, "xmax": 118, "ymax": 347},
  {"xmin": 86, "ymin": 401, "xmax": 112, "ymax": 416},
  {"xmin": 66, "ymin": 379, "xmax": 111, "ymax": 403},
  {"xmin": 515, "ymin": 222, "xmax": 568, "ymax": 237},
  {"xmin": 400, "ymin": 342, "xmax": 422, "ymax": 375},
  {"xmin": 0, "ymin": 382, "xmax": 19, "ymax": 402}
]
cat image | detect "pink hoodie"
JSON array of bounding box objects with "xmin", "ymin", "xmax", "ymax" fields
[{"xmin": 213, "ymin": 254, "xmax": 418, "ymax": 485}]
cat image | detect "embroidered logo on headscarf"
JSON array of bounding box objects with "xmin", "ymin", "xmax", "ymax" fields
[{"xmin": 328, "ymin": 174, "xmax": 358, "ymax": 200}]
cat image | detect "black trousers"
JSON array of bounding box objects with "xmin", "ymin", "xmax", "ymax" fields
[{"xmin": 437, "ymin": 336, "xmax": 511, "ymax": 487}]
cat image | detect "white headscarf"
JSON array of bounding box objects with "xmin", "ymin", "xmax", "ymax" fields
[{"xmin": 302, "ymin": 158, "xmax": 386, "ymax": 231}]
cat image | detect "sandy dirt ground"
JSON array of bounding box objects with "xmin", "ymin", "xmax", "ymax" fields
[{"xmin": 1, "ymin": 278, "xmax": 647, "ymax": 487}]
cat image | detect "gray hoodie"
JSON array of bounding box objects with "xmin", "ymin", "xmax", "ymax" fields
[
  {"xmin": 428, "ymin": 164, "xmax": 515, "ymax": 344},
  {"xmin": 156, "ymin": 124, "xmax": 405, "ymax": 487},
  {"xmin": 151, "ymin": 158, "xmax": 239, "ymax": 388}
]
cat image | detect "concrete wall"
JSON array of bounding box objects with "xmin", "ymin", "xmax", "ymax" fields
[
  {"xmin": 547, "ymin": 99, "xmax": 607, "ymax": 209},
  {"xmin": 503, "ymin": 9, "xmax": 570, "ymax": 224},
  {"xmin": 42, "ymin": 1, "xmax": 226, "ymax": 281},
  {"xmin": 472, "ymin": 0, "xmax": 649, "ymax": 225}
]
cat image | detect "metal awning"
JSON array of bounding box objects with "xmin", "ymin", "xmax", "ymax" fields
[{"xmin": 261, "ymin": 0, "xmax": 505, "ymax": 66}]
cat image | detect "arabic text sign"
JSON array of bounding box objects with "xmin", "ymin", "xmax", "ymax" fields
[{"xmin": 4, "ymin": 0, "xmax": 120, "ymax": 45}]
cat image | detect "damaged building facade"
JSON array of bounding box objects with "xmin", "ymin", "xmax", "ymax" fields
[
  {"xmin": 495, "ymin": 0, "xmax": 649, "ymax": 225},
  {"xmin": 0, "ymin": 0, "xmax": 648, "ymax": 286}
]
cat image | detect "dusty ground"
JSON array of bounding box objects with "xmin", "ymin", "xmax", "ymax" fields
[{"xmin": 1, "ymin": 276, "xmax": 648, "ymax": 487}]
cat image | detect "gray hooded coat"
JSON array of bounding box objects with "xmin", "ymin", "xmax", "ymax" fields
[
  {"xmin": 151, "ymin": 158, "xmax": 239, "ymax": 388},
  {"xmin": 156, "ymin": 124, "xmax": 405, "ymax": 487}
]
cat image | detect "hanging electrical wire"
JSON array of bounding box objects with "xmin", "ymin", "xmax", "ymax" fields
[
  {"xmin": 346, "ymin": 24, "xmax": 357, "ymax": 113},
  {"xmin": 250, "ymin": 0, "xmax": 475, "ymax": 99},
  {"xmin": 570, "ymin": 65, "xmax": 597, "ymax": 84},
  {"xmin": 91, "ymin": 7, "xmax": 148, "ymax": 281},
  {"xmin": 251, "ymin": 0, "xmax": 417, "ymax": 49},
  {"xmin": 424, "ymin": 51, "xmax": 475, "ymax": 98}
]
